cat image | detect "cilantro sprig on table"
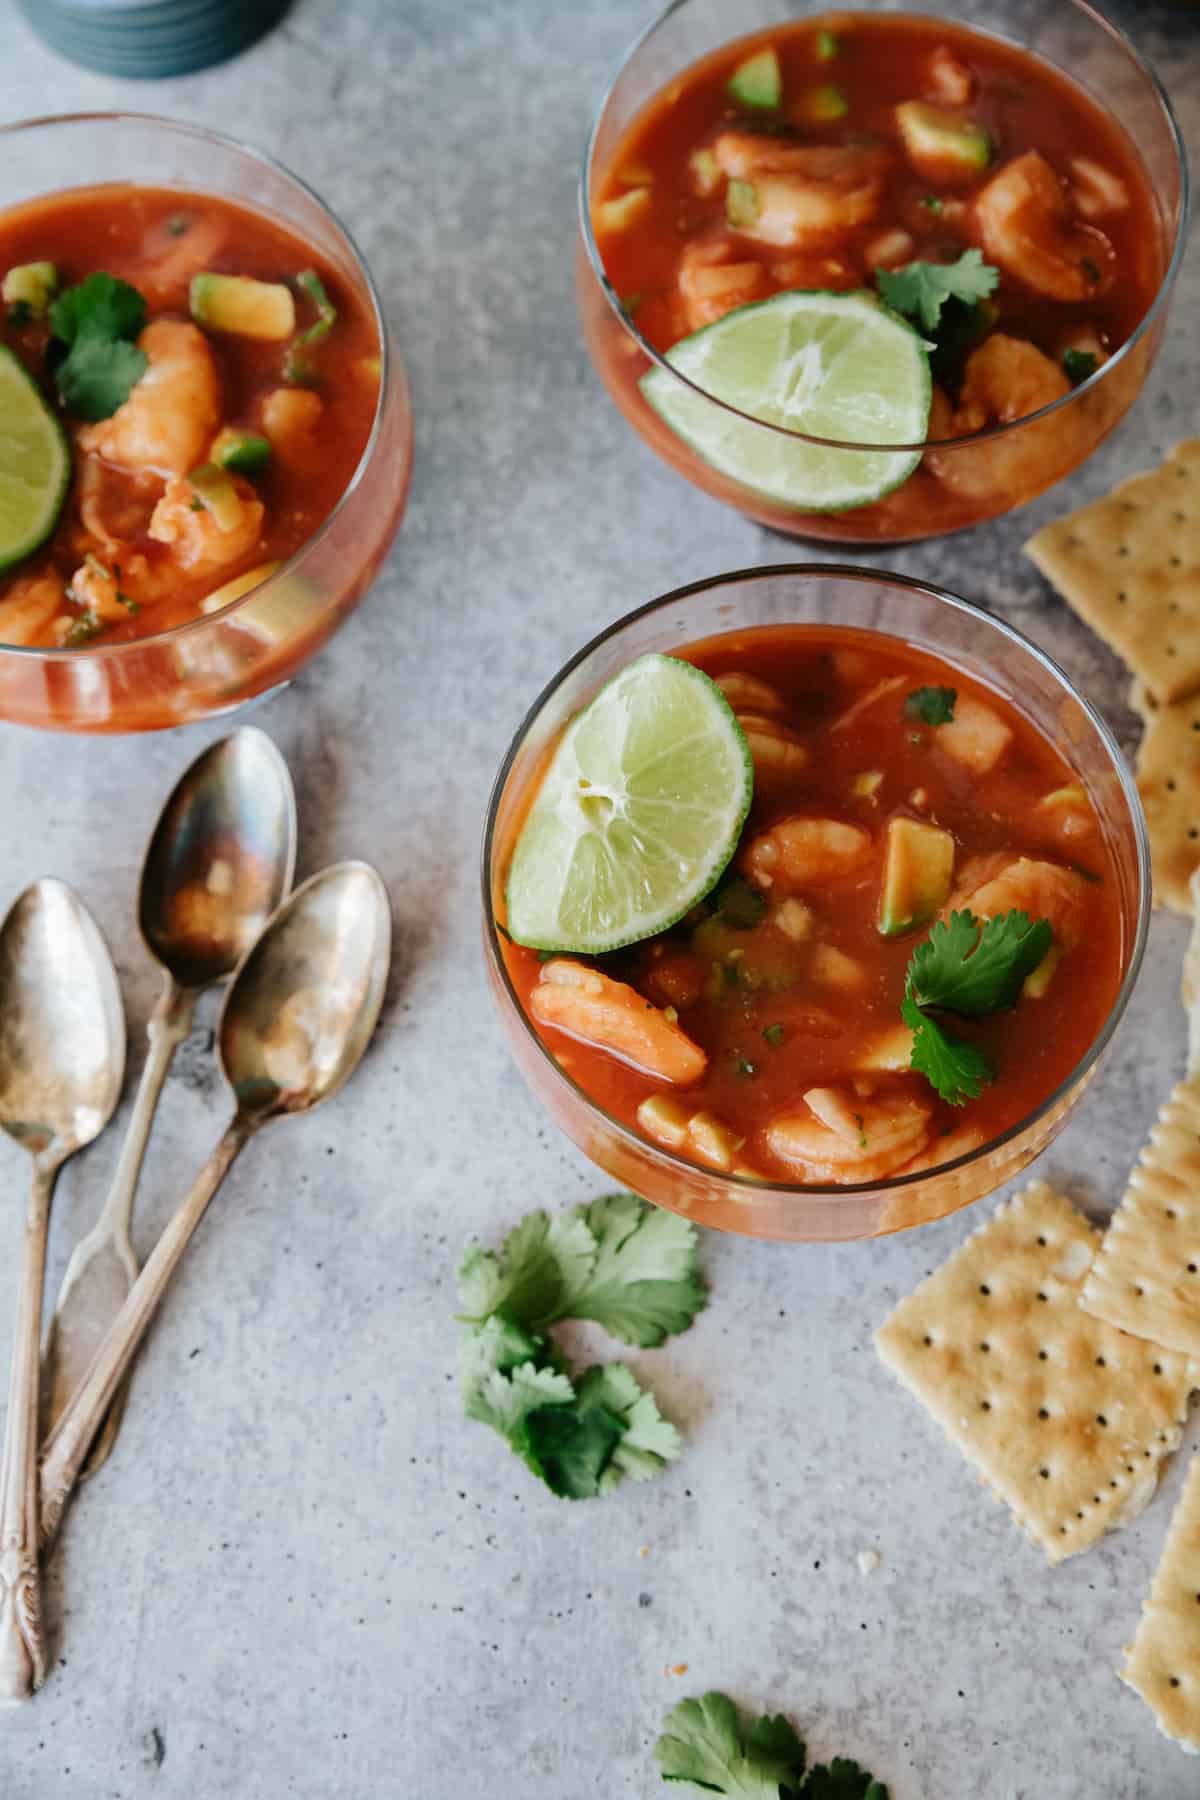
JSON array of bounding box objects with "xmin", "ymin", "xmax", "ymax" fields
[
  {"xmin": 48, "ymin": 273, "xmax": 148, "ymax": 420},
  {"xmin": 655, "ymin": 1692, "xmax": 887, "ymax": 1799},
  {"xmin": 902, "ymin": 908, "xmax": 1054, "ymax": 1106},
  {"xmin": 457, "ymin": 1193, "xmax": 705, "ymax": 1499}
]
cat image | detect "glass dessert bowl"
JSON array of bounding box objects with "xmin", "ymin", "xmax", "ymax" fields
[
  {"xmin": 0, "ymin": 113, "xmax": 413, "ymax": 732},
  {"xmin": 483, "ymin": 566, "xmax": 1149, "ymax": 1243},
  {"xmin": 577, "ymin": 0, "xmax": 1187, "ymax": 544}
]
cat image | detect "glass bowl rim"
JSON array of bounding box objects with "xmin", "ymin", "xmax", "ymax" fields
[
  {"xmin": 481, "ymin": 561, "xmax": 1152, "ymax": 1202},
  {"xmin": 0, "ymin": 109, "xmax": 402, "ymax": 662},
  {"xmin": 578, "ymin": 0, "xmax": 1191, "ymax": 456}
]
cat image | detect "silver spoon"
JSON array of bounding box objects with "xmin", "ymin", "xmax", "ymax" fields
[
  {"xmin": 0, "ymin": 881, "xmax": 124, "ymax": 1704},
  {"xmin": 42, "ymin": 729, "xmax": 297, "ymax": 1478},
  {"xmin": 39, "ymin": 861, "xmax": 391, "ymax": 1553}
]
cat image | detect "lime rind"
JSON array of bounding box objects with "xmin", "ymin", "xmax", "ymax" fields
[
  {"xmin": 640, "ymin": 288, "xmax": 932, "ymax": 514},
  {"xmin": 0, "ymin": 345, "xmax": 71, "ymax": 575},
  {"xmin": 505, "ymin": 653, "xmax": 754, "ymax": 955}
]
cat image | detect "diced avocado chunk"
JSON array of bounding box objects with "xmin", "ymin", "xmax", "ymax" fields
[
  {"xmin": 689, "ymin": 148, "xmax": 721, "ymax": 197},
  {"xmin": 211, "ymin": 427, "xmax": 272, "ymax": 476},
  {"xmin": 728, "ymin": 47, "xmax": 781, "ymax": 110},
  {"xmin": 801, "ymin": 84, "xmax": 848, "ymax": 124},
  {"xmin": 187, "ymin": 462, "xmax": 244, "ymax": 532},
  {"xmin": 815, "ymin": 28, "xmax": 839, "ymax": 61},
  {"xmin": 896, "ymin": 101, "xmax": 990, "ymax": 180},
  {"xmin": 3, "ymin": 261, "xmax": 57, "ymax": 316},
  {"xmin": 190, "ymin": 273, "xmax": 295, "ymax": 341},
  {"xmin": 878, "ymin": 816, "xmax": 955, "ymax": 938},
  {"xmin": 726, "ymin": 179, "xmax": 760, "ymax": 230}
]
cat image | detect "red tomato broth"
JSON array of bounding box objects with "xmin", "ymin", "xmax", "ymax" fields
[
  {"xmin": 0, "ymin": 184, "xmax": 379, "ymax": 647},
  {"xmin": 587, "ymin": 13, "xmax": 1165, "ymax": 540},
  {"xmin": 500, "ymin": 625, "xmax": 1125, "ymax": 1185}
]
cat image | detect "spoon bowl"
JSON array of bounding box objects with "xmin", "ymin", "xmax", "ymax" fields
[
  {"xmin": 220, "ymin": 860, "xmax": 392, "ymax": 1122},
  {"xmin": 140, "ymin": 728, "xmax": 297, "ymax": 991},
  {"xmin": 0, "ymin": 881, "xmax": 125, "ymax": 1159},
  {"xmin": 0, "ymin": 880, "xmax": 124, "ymax": 1703}
]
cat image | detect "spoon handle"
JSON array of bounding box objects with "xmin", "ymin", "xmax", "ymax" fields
[
  {"xmin": 101, "ymin": 978, "xmax": 196, "ymax": 1243},
  {"xmin": 0, "ymin": 1161, "xmax": 58, "ymax": 1703},
  {"xmin": 42, "ymin": 980, "xmax": 196, "ymax": 1470},
  {"xmin": 39, "ymin": 1120, "xmax": 248, "ymax": 1551}
]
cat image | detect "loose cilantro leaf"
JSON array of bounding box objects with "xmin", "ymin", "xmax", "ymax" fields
[
  {"xmin": 460, "ymin": 1319, "xmax": 575, "ymax": 1440},
  {"xmin": 903, "ymin": 686, "xmax": 955, "ymax": 726},
  {"xmin": 516, "ymin": 1392, "xmax": 627, "ymax": 1499},
  {"xmin": 48, "ymin": 273, "xmax": 148, "ymax": 421},
  {"xmin": 1063, "ymin": 348, "xmax": 1097, "ymax": 386},
  {"xmin": 656, "ymin": 1692, "xmax": 807, "ymax": 1795},
  {"xmin": 906, "ymin": 909, "xmax": 1054, "ymax": 1016},
  {"xmin": 804, "ymin": 1758, "xmax": 889, "ymax": 1800},
  {"xmin": 876, "ymin": 249, "xmax": 999, "ymax": 334},
  {"xmin": 581, "ymin": 1363, "xmax": 681, "ymax": 1489},
  {"xmin": 456, "ymin": 1207, "xmax": 596, "ymax": 1332},
  {"xmin": 568, "ymin": 1195, "xmax": 706, "ymax": 1347}
]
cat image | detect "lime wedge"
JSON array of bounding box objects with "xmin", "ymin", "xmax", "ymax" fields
[
  {"xmin": 506, "ymin": 653, "xmax": 753, "ymax": 954},
  {"xmin": 641, "ymin": 289, "xmax": 931, "ymax": 513},
  {"xmin": 0, "ymin": 347, "xmax": 70, "ymax": 574}
]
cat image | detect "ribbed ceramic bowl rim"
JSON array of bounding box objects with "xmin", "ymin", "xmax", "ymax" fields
[
  {"xmin": 0, "ymin": 110, "xmax": 397, "ymax": 660},
  {"xmin": 482, "ymin": 563, "xmax": 1152, "ymax": 1200},
  {"xmin": 578, "ymin": 0, "xmax": 1190, "ymax": 455}
]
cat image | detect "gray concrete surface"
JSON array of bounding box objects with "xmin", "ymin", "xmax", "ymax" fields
[{"xmin": 0, "ymin": 1, "xmax": 1197, "ymax": 1794}]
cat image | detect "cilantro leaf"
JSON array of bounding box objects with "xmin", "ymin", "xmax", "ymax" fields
[
  {"xmin": 1063, "ymin": 347, "xmax": 1097, "ymax": 386},
  {"xmin": 804, "ymin": 1758, "xmax": 889, "ymax": 1800},
  {"xmin": 581, "ymin": 1363, "xmax": 681, "ymax": 1489},
  {"xmin": 456, "ymin": 1208, "xmax": 596, "ymax": 1333},
  {"xmin": 902, "ymin": 995, "xmax": 993, "ymax": 1106},
  {"xmin": 516, "ymin": 1392, "xmax": 627, "ymax": 1499},
  {"xmin": 48, "ymin": 273, "xmax": 148, "ymax": 421},
  {"xmin": 906, "ymin": 909, "xmax": 1054, "ymax": 1016},
  {"xmin": 566, "ymin": 1194, "xmax": 707, "ymax": 1347},
  {"xmin": 459, "ymin": 1319, "xmax": 575, "ymax": 1439},
  {"xmin": 656, "ymin": 1692, "xmax": 807, "ymax": 1795},
  {"xmin": 903, "ymin": 686, "xmax": 955, "ymax": 726},
  {"xmin": 876, "ymin": 249, "xmax": 999, "ymax": 333}
]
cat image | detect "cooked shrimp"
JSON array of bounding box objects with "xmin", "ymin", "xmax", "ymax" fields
[
  {"xmin": 924, "ymin": 334, "xmax": 1074, "ymax": 503},
  {"xmin": 767, "ymin": 1085, "xmax": 931, "ymax": 1182},
  {"xmin": 66, "ymin": 551, "xmax": 146, "ymax": 622},
  {"xmin": 946, "ymin": 853, "xmax": 1092, "ymax": 950},
  {"xmin": 0, "ymin": 574, "xmax": 65, "ymax": 647},
  {"xmin": 936, "ymin": 694, "xmax": 1012, "ymax": 774},
  {"xmin": 973, "ymin": 151, "xmax": 1115, "ymax": 301},
  {"xmin": 530, "ymin": 959, "xmax": 707, "ymax": 1084},
  {"xmin": 742, "ymin": 817, "xmax": 873, "ymax": 891},
  {"xmin": 78, "ymin": 319, "xmax": 221, "ymax": 479},
  {"xmin": 716, "ymin": 671, "xmax": 785, "ymax": 714},
  {"xmin": 677, "ymin": 237, "xmax": 772, "ymax": 333},
  {"xmin": 131, "ymin": 211, "xmax": 228, "ymax": 309},
  {"xmin": 926, "ymin": 46, "xmax": 974, "ymax": 107},
  {"xmin": 148, "ymin": 473, "xmax": 265, "ymax": 575},
  {"xmin": 736, "ymin": 712, "xmax": 809, "ymax": 781},
  {"xmin": 259, "ymin": 387, "xmax": 323, "ymax": 465},
  {"xmin": 897, "ymin": 1123, "xmax": 985, "ymax": 1175},
  {"xmin": 711, "ymin": 135, "xmax": 888, "ymax": 248},
  {"xmin": 1068, "ymin": 157, "xmax": 1129, "ymax": 221}
]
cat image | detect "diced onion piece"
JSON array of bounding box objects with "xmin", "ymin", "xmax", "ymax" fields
[
  {"xmin": 200, "ymin": 561, "xmax": 280, "ymax": 616},
  {"xmin": 594, "ymin": 187, "xmax": 652, "ymax": 236}
]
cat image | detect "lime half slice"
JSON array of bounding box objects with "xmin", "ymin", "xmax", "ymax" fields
[
  {"xmin": 641, "ymin": 289, "xmax": 931, "ymax": 513},
  {"xmin": 506, "ymin": 653, "xmax": 754, "ymax": 954},
  {"xmin": 0, "ymin": 347, "xmax": 70, "ymax": 575}
]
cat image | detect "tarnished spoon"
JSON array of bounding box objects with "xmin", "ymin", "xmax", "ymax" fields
[
  {"xmin": 40, "ymin": 861, "xmax": 391, "ymax": 1552},
  {"xmin": 0, "ymin": 882, "xmax": 124, "ymax": 1704},
  {"xmin": 42, "ymin": 729, "xmax": 296, "ymax": 1478}
]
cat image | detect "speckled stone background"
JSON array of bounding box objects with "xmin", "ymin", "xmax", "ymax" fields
[{"xmin": 0, "ymin": 2, "xmax": 1197, "ymax": 1795}]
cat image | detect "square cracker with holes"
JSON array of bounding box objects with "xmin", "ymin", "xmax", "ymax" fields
[
  {"xmin": 1080, "ymin": 1076, "xmax": 1200, "ymax": 1357},
  {"xmin": 875, "ymin": 1182, "xmax": 1196, "ymax": 1564},
  {"xmin": 1131, "ymin": 684, "xmax": 1200, "ymax": 913},
  {"xmin": 1024, "ymin": 439, "xmax": 1200, "ymax": 706},
  {"xmin": 1122, "ymin": 1453, "xmax": 1200, "ymax": 1754}
]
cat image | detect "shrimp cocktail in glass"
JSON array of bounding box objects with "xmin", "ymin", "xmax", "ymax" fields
[
  {"xmin": 578, "ymin": 0, "xmax": 1186, "ymax": 543},
  {"xmin": 0, "ymin": 115, "xmax": 412, "ymax": 732},
  {"xmin": 484, "ymin": 568, "xmax": 1149, "ymax": 1243}
]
